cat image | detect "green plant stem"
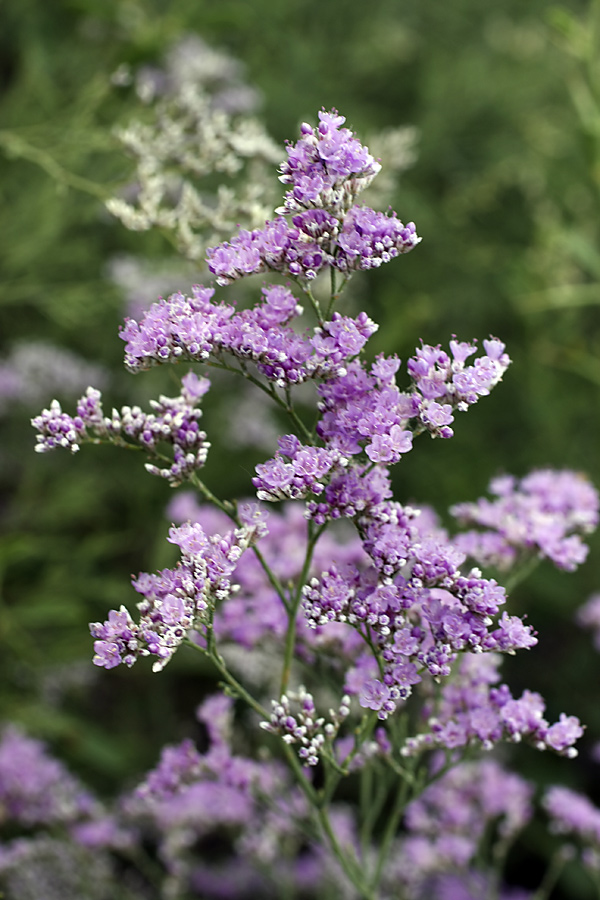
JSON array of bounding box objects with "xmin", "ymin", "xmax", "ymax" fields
[
  {"xmin": 279, "ymin": 519, "xmax": 327, "ymax": 695},
  {"xmin": 530, "ymin": 850, "xmax": 568, "ymax": 900},
  {"xmin": 188, "ymin": 472, "xmax": 289, "ymax": 610},
  {"xmin": 0, "ymin": 130, "xmax": 110, "ymax": 199},
  {"xmin": 315, "ymin": 803, "xmax": 376, "ymax": 900},
  {"xmin": 302, "ymin": 284, "xmax": 325, "ymax": 327},
  {"xmin": 360, "ymin": 765, "xmax": 390, "ymax": 858},
  {"xmin": 503, "ymin": 553, "xmax": 541, "ymax": 593},
  {"xmin": 208, "ymin": 358, "xmax": 313, "ymax": 442},
  {"xmin": 186, "ymin": 637, "xmax": 270, "ymax": 720},
  {"xmin": 370, "ymin": 758, "xmax": 416, "ymax": 891}
]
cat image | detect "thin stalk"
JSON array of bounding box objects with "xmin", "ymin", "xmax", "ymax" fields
[
  {"xmin": 315, "ymin": 804, "xmax": 376, "ymax": 900},
  {"xmin": 503, "ymin": 553, "xmax": 541, "ymax": 593},
  {"xmin": 360, "ymin": 765, "xmax": 390, "ymax": 858},
  {"xmin": 302, "ymin": 283, "xmax": 325, "ymax": 327},
  {"xmin": 530, "ymin": 850, "xmax": 568, "ymax": 900},
  {"xmin": 188, "ymin": 473, "xmax": 289, "ymax": 611},
  {"xmin": 370, "ymin": 761, "xmax": 415, "ymax": 891},
  {"xmin": 0, "ymin": 130, "xmax": 110, "ymax": 199},
  {"xmin": 186, "ymin": 637, "xmax": 269, "ymax": 720},
  {"xmin": 208, "ymin": 358, "xmax": 313, "ymax": 442},
  {"xmin": 279, "ymin": 520, "xmax": 327, "ymax": 695}
]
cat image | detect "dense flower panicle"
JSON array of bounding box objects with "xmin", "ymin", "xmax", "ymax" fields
[
  {"xmin": 120, "ymin": 281, "xmax": 376, "ymax": 385},
  {"xmin": 452, "ymin": 470, "xmax": 599, "ymax": 572},
  {"xmin": 206, "ymin": 207, "xmax": 419, "ymax": 284},
  {"xmin": 206, "ymin": 108, "xmax": 420, "ymax": 284},
  {"xmin": 310, "ymin": 340, "xmax": 508, "ymax": 493},
  {"xmin": 400, "ymin": 653, "xmax": 583, "ymax": 757},
  {"xmin": 90, "ymin": 518, "xmax": 263, "ymax": 671},
  {"xmin": 302, "ymin": 498, "xmax": 541, "ymax": 720},
  {"xmin": 32, "ymin": 374, "xmax": 211, "ymax": 485}
]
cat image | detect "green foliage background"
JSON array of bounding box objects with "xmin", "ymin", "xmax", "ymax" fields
[{"xmin": 1, "ymin": 0, "xmax": 600, "ymax": 892}]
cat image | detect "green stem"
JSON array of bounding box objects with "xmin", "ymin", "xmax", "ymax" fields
[
  {"xmin": 315, "ymin": 804, "xmax": 376, "ymax": 900},
  {"xmin": 209, "ymin": 358, "xmax": 313, "ymax": 443},
  {"xmin": 302, "ymin": 284, "xmax": 325, "ymax": 327},
  {"xmin": 503, "ymin": 553, "xmax": 541, "ymax": 593},
  {"xmin": 0, "ymin": 130, "xmax": 110, "ymax": 199},
  {"xmin": 370, "ymin": 758, "xmax": 416, "ymax": 891},
  {"xmin": 280, "ymin": 520, "xmax": 327, "ymax": 695},
  {"xmin": 188, "ymin": 473, "xmax": 290, "ymax": 610},
  {"xmin": 360, "ymin": 765, "xmax": 390, "ymax": 858},
  {"xmin": 185, "ymin": 637, "xmax": 270, "ymax": 720},
  {"xmin": 530, "ymin": 850, "xmax": 568, "ymax": 900}
]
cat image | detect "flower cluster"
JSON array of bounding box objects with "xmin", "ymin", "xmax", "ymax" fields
[
  {"xmin": 408, "ymin": 337, "xmax": 511, "ymax": 436},
  {"xmin": 303, "ymin": 501, "xmax": 538, "ymax": 720},
  {"xmin": 90, "ymin": 515, "xmax": 264, "ymax": 671},
  {"xmin": 32, "ymin": 372, "xmax": 210, "ymax": 485},
  {"xmin": 206, "ymin": 207, "xmax": 419, "ymax": 284},
  {"xmin": 260, "ymin": 686, "xmax": 351, "ymax": 766},
  {"xmin": 452, "ymin": 470, "xmax": 599, "ymax": 572},
  {"xmin": 401, "ymin": 653, "xmax": 583, "ymax": 757},
  {"xmin": 253, "ymin": 436, "xmax": 346, "ymax": 501},
  {"xmin": 206, "ymin": 109, "xmax": 420, "ymax": 284},
  {"xmin": 277, "ymin": 109, "xmax": 382, "ymax": 215},
  {"xmin": 119, "ymin": 282, "xmax": 378, "ymax": 385}
]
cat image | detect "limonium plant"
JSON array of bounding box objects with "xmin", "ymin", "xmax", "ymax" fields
[{"xmin": 29, "ymin": 110, "xmax": 600, "ymax": 900}]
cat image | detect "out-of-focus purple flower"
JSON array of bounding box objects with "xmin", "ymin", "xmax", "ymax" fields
[{"xmin": 452, "ymin": 470, "xmax": 599, "ymax": 572}]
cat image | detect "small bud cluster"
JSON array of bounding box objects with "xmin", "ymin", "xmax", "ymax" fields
[
  {"xmin": 253, "ymin": 436, "xmax": 348, "ymax": 501},
  {"xmin": 260, "ymin": 687, "xmax": 351, "ymax": 766},
  {"xmin": 408, "ymin": 337, "xmax": 511, "ymax": 437}
]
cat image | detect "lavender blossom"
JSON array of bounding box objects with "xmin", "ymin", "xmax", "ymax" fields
[
  {"xmin": 206, "ymin": 109, "xmax": 420, "ymax": 284},
  {"xmin": 90, "ymin": 517, "xmax": 264, "ymax": 671},
  {"xmin": 400, "ymin": 653, "xmax": 583, "ymax": 757}
]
